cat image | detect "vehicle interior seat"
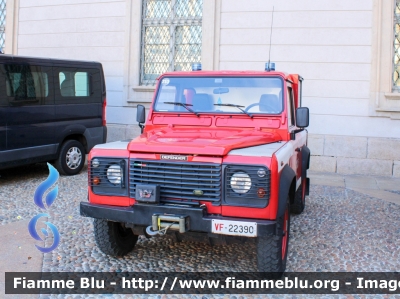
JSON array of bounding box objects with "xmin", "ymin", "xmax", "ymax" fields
[
  {"xmin": 183, "ymin": 88, "xmax": 196, "ymax": 105},
  {"xmin": 60, "ymin": 75, "xmax": 75, "ymax": 97},
  {"xmin": 259, "ymin": 94, "xmax": 282, "ymax": 113}
]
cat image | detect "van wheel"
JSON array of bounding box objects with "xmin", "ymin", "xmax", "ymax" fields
[
  {"xmin": 257, "ymin": 200, "xmax": 290, "ymax": 275},
  {"xmin": 55, "ymin": 140, "xmax": 85, "ymax": 175},
  {"xmin": 291, "ymin": 177, "xmax": 306, "ymax": 214},
  {"xmin": 93, "ymin": 219, "xmax": 138, "ymax": 257}
]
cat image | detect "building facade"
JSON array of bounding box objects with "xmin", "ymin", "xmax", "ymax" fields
[{"xmin": 3, "ymin": 0, "xmax": 400, "ymax": 177}]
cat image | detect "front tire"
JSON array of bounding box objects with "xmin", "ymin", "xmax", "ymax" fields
[
  {"xmin": 55, "ymin": 140, "xmax": 85, "ymax": 175},
  {"xmin": 257, "ymin": 200, "xmax": 290, "ymax": 274},
  {"xmin": 93, "ymin": 219, "xmax": 138, "ymax": 257}
]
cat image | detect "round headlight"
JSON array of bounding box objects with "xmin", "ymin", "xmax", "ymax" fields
[
  {"xmin": 92, "ymin": 159, "xmax": 100, "ymax": 168},
  {"xmin": 230, "ymin": 172, "xmax": 252, "ymax": 194},
  {"xmin": 107, "ymin": 164, "xmax": 122, "ymax": 185},
  {"xmin": 257, "ymin": 168, "xmax": 267, "ymax": 177}
]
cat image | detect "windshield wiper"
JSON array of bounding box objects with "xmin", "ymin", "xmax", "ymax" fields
[
  {"xmin": 163, "ymin": 102, "xmax": 199, "ymax": 117},
  {"xmin": 214, "ymin": 103, "xmax": 253, "ymax": 118}
]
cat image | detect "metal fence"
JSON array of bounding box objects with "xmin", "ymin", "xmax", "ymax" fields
[
  {"xmin": 140, "ymin": 0, "xmax": 203, "ymax": 85},
  {"xmin": 394, "ymin": 0, "xmax": 400, "ymax": 91},
  {"xmin": 0, "ymin": 0, "xmax": 6, "ymax": 51}
]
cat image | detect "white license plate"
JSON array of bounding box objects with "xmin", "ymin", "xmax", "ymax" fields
[{"xmin": 211, "ymin": 220, "xmax": 257, "ymax": 237}]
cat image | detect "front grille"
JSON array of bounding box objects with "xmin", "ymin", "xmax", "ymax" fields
[{"xmin": 129, "ymin": 160, "xmax": 221, "ymax": 201}]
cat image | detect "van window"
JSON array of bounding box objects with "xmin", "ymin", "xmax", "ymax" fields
[
  {"xmin": 56, "ymin": 67, "xmax": 102, "ymax": 104},
  {"xmin": 5, "ymin": 64, "xmax": 49, "ymax": 102},
  {"xmin": 59, "ymin": 71, "xmax": 90, "ymax": 97}
]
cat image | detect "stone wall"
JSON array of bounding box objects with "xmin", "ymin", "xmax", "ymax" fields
[
  {"xmin": 107, "ymin": 124, "xmax": 141, "ymax": 143},
  {"xmin": 309, "ymin": 134, "xmax": 400, "ymax": 177}
]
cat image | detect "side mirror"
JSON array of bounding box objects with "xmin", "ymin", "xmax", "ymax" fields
[
  {"xmin": 296, "ymin": 107, "xmax": 309, "ymax": 128},
  {"xmin": 136, "ymin": 104, "xmax": 146, "ymax": 133}
]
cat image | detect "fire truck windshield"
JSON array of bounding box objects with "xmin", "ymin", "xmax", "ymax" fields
[{"xmin": 154, "ymin": 77, "xmax": 284, "ymax": 115}]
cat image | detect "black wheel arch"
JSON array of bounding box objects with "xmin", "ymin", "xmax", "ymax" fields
[
  {"xmin": 56, "ymin": 125, "xmax": 89, "ymax": 154},
  {"xmin": 277, "ymin": 165, "xmax": 296, "ymax": 219},
  {"xmin": 301, "ymin": 145, "xmax": 310, "ymax": 179},
  {"xmin": 60, "ymin": 134, "xmax": 88, "ymax": 154}
]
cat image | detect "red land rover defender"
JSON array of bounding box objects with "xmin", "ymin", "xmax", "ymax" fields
[{"xmin": 80, "ymin": 63, "xmax": 310, "ymax": 273}]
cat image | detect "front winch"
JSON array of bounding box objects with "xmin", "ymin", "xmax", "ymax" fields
[{"xmin": 145, "ymin": 214, "xmax": 189, "ymax": 236}]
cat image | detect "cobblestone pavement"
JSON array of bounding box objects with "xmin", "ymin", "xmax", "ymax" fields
[{"xmin": 1, "ymin": 164, "xmax": 400, "ymax": 299}]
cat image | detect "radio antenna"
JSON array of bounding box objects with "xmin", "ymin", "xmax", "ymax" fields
[{"xmin": 267, "ymin": 6, "xmax": 275, "ymax": 70}]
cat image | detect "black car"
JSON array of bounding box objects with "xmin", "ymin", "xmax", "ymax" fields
[{"xmin": 0, "ymin": 55, "xmax": 107, "ymax": 175}]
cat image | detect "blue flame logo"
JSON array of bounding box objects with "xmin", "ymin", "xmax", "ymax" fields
[{"xmin": 28, "ymin": 163, "xmax": 60, "ymax": 253}]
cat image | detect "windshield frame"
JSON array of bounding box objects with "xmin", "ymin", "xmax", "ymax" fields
[{"xmin": 152, "ymin": 75, "xmax": 285, "ymax": 116}]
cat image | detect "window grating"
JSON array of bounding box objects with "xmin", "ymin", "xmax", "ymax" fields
[
  {"xmin": 0, "ymin": 0, "xmax": 6, "ymax": 51},
  {"xmin": 140, "ymin": 0, "xmax": 203, "ymax": 86},
  {"xmin": 394, "ymin": 0, "xmax": 400, "ymax": 91}
]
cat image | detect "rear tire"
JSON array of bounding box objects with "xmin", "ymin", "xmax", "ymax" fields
[
  {"xmin": 55, "ymin": 140, "xmax": 85, "ymax": 175},
  {"xmin": 257, "ymin": 200, "xmax": 290, "ymax": 274},
  {"xmin": 93, "ymin": 219, "xmax": 138, "ymax": 257},
  {"xmin": 291, "ymin": 178, "xmax": 306, "ymax": 214}
]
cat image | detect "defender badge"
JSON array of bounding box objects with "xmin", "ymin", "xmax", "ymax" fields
[{"xmin": 160, "ymin": 155, "xmax": 188, "ymax": 161}]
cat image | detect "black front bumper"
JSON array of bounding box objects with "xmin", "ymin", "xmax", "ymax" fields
[{"xmin": 80, "ymin": 202, "xmax": 276, "ymax": 236}]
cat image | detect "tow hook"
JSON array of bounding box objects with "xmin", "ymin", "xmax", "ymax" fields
[
  {"xmin": 145, "ymin": 214, "xmax": 189, "ymax": 237},
  {"xmin": 145, "ymin": 223, "xmax": 176, "ymax": 236}
]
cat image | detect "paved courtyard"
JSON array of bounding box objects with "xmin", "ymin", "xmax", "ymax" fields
[{"xmin": 1, "ymin": 163, "xmax": 400, "ymax": 298}]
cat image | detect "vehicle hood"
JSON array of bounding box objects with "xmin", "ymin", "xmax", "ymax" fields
[{"xmin": 128, "ymin": 128, "xmax": 282, "ymax": 156}]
